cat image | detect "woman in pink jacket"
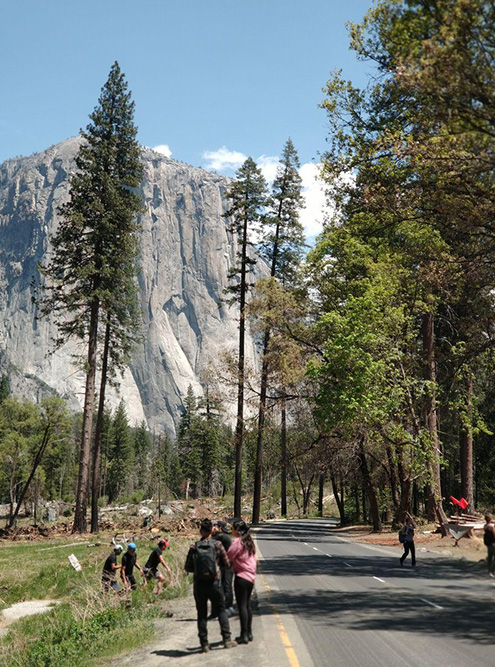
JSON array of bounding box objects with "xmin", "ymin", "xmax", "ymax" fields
[{"xmin": 228, "ymin": 519, "xmax": 257, "ymax": 644}]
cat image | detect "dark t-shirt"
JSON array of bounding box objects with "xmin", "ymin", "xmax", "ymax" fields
[
  {"xmin": 103, "ymin": 552, "xmax": 117, "ymax": 578},
  {"xmin": 214, "ymin": 532, "xmax": 232, "ymax": 553},
  {"xmin": 145, "ymin": 547, "xmax": 162, "ymax": 570},
  {"xmin": 122, "ymin": 552, "xmax": 137, "ymax": 576}
]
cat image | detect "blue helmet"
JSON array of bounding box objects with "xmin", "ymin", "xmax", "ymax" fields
[{"xmin": 128, "ymin": 543, "xmax": 136, "ymax": 550}]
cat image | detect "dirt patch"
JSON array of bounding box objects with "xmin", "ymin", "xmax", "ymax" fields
[{"xmin": 0, "ymin": 599, "xmax": 61, "ymax": 637}]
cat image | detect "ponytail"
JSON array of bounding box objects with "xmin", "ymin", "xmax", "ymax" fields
[{"xmin": 233, "ymin": 520, "xmax": 256, "ymax": 556}]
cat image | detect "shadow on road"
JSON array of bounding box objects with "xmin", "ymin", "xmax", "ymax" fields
[
  {"xmin": 264, "ymin": 586, "xmax": 495, "ymax": 645},
  {"xmin": 255, "ymin": 520, "xmax": 495, "ymax": 646}
]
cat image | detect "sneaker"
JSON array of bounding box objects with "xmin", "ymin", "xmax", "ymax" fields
[
  {"xmin": 201, "ymin": 645, "xmax": 210, "ymax": 653},
  {"xmin": 226, "ymin": 607, "xmax": 235, "ymax": 617},
  {"xmin": 223, "ymin": 639, "xmax": 237, "ymax": 649},
  {"xmin": 247, "ymin": 631, "xmax": 253, "ymax": 642},
  {"xmin": 489, "ymin": 573, "xmax": 495, "ymax": 578}
]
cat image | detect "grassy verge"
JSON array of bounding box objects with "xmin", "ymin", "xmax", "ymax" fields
[{"xmin": 0, "ymin": 535, "xmax": 191, "ymax": 667}]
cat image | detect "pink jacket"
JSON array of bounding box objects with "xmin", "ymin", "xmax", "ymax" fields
[{"xmin": 228, "ymin": 537, "xmax": 257, "ymax": 584}]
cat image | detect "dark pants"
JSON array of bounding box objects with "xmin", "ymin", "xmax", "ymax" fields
[
  {"xmin": 400, "ymin": 541, "xmax": 416, "ymax": 566},
  {"xmin": 222, "ymin": 567, "xmax": 234, "ymax": 608},
  {"xmin": 126, "ymin": 574, "xmax": 137, "ymax": 590},
  {"xmin": 234, "ymin": 575, "xmax": 254, "ymax": 637},
  {"xmin": 194, "ymin": 579, "xmax": 231, "ymax": 646},
  {"xmin": 487, "ymin": 544, "xmax": 495, "ymax": 573}
]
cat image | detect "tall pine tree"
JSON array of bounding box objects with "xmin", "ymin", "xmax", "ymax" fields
[
  {"xmin": 223, "ymin": 158, "xmax": 269, "ymax": 517},
  {"xmin": 252, "ymin": 139, "xmax": 305, "ymax": 524},
  {"xmin": 41, "ymin": 62, "xmax": 142, "ymax": 532}
]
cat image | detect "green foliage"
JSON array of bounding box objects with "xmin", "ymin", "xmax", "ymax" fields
[
  {"xmin": 106, "ymin": 401, "xmax": 134, "ymax": 502},
  {"xmin": 0, "ymin": 373, "xmax": 11, "ymax": 404},
  {"xmin": 41, "ymin": 61, "xmax": 143, "ymax": 370},
  {"xmin": 176, "ymin": 385, "xmax": 232, "ymax": 497}
]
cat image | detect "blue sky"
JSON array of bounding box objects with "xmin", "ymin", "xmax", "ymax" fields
[{"xmin": 1, "ymin": 0, "xmax": 374, "ymax": 236}]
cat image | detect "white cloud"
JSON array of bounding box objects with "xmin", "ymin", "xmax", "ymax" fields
[
  {"xmin": 153, "ymin": 144, "xmax": 172, "ymax": 158},
  {"xmin": 202, "ymin": 146, "xmax": 331, "ymax": 240},
  {"xmin": 202, "ymin": 146, "xmax": 247, "ymax": 172},
  {"xmin": 299, "ymin": 162, "xmax": 330, "ymax": 239},
  {"xmin": 257, "ymin": 155, "xmax": 279, "ymax": 183}
]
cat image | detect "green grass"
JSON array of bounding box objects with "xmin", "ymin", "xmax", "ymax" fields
[{"xmin": 0, "ymin": 535, "xmax": 191, "ymax": 667}]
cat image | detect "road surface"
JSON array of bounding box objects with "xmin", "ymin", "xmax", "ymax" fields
[{"xmin": 255, "ymin": 519, "xmax": 495, "ymax": 666}]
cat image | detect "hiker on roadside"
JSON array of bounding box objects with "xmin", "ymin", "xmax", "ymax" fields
[
  {"xmin": 121, "ymin": 542, "xmax": 144, "ymax": 591},
  {"xmin": 483, "ymin": 514, "xmax": 495, "ymax": 577},
  {"xmin": 102, "ymin": 544, "xmax": 123, "ymax": 594},
  {"xmin": 228, "ymin": 519, "xmax": 257, "ymax": 645},
  {"xmin": 399, "ymin": 513, "xmax": 416, "ymax": 568},
  {"xmin": 143, "ymin": 539, "xmax": 172, "ymax": 594},
  {"xmin": 211, "ymin": 520, "xmax": 234, "ymax": 617},
  {"xmin": 185, "ymin": 518, "xmax": 237, "ymax": 653}
]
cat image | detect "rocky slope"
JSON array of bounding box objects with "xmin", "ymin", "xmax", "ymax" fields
[{"xmin": 0, "ymin": 138, "xmax": 262, "ymax": 434}]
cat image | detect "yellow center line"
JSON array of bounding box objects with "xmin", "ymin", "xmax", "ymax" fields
[{"xmin": 257, "ymin": 567, "xmax": 300, "ymax": 667}]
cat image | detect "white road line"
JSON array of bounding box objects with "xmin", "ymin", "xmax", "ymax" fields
[
  {"xmin": 344, "ymin": 562, "xmax": 352, "ymax": 567},
  {"xmin": 325, "ymin": 554, "xmax": 332, "ymax": 558},
  {"xmin": 313, "ymin": 547, "xmax": 319, "ymax": 551},
  {"xmin": 420, "ymin": 598, "xmax": 444, "ymax": 610},
  {"xmin": 373, "ymin": 576, "xmax": 386, "ymax": 583},
  {"xmin": 303, "ymin": 542, "xmax": 308, "ymax": 545}
]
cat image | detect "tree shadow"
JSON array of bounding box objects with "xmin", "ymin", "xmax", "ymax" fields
[{"xmin": 263, "ymin": 586, "xmax": 495, "ymax": 645}]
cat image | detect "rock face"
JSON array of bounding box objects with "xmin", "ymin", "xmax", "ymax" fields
[{"xmin": 0, "ymin": 138, "xmax": 262, "ymax": 434}]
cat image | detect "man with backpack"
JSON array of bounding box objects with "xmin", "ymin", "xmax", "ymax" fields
[
  {"xmin": 185, "ymin": 518, "xmax": 237, "ymax": 653},
  {"xmin": 399, "ymin": 513, "xmax": 416, "ymax": 567},
  {"xmin": 483, "ymin": 514, "xmax": 495, "ymax": 576}
]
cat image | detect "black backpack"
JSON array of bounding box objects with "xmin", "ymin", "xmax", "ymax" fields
[{"xmin": 193, "ymin": 539, "xmax": 218, "ymax": 582}]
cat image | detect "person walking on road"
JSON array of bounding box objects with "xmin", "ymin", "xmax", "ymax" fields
[
  {"xmin": 185, "ymin": 518, "xmax": 237, "ymax": 653},
  {"xmin": 212, "ymin": 520, "xmax": 234, "ymax": 617},
  {"xmin": 102, "ymin": 544, "xmax": 123, "ymax": 594},
  {"xmin": 483, "ymin": 514, "xmax": 495, "ymax": 577},
  {"xmin": 121, "ymin": 543, "xmax": 144, "ymax": 591},
  {"xmin": 399, "ymin": 514, "xmax": 416, "ymax": 568},
  {"xmin": 143, "ymin": 539, "xmax": 172, "ymax": 594},
  {"xmin": 228, "ymin": 519, "xmax": 257, "ymax": 644}
]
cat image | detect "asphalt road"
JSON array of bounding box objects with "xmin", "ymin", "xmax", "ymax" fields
[{"xmin": 255, "ymin": 519, "xmax": 495, "ymax": 667}]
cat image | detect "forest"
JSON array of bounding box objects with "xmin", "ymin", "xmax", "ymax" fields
[{"xmin": 2, "ymin": 0, "xmax": 495, "ymax": 534}]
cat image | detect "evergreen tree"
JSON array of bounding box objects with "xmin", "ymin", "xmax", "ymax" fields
[
  {"xmin": 107, "ymin": 401, "xmax": 134, "ymax": 502},
  {"xmin": 223, "ymin": 158, "xmax": 270, "ymax": 516},
  {"xmin": 177, "ymin": 386, "xmax": 202, "ymax": 496},
  {"xmin": 0, "ymin": 374, "xmax": 11, "ymax": 404},
  {"xmin": 252, "ymin": 139, "xmax": 305, "ymax": 524},
  {"xmin": 133, "ymin": 420, "xmax": 152, "ymax": 491},
  {"xmin": 41, "ymin": 61, "xmax": 143, "ymax": 533}
]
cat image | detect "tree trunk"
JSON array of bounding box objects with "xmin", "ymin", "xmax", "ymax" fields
[
  {"xmin": 9, "ymin": 424, "xmax": 52, "ymax": 528},
  {"xmin": 422, "ymin": 312, "xmax": 448, "ymax": 526},
  {"xmin": 354, "ymin": 485, "xmax": 361, "ymax": 523},
  {"xmin": 280, "ymin": 398, "xmax": 288, "ymax": 517},
  {"xmin": 252, "ymin": 332, "xmax": 270, "ymax": 525},
  {"xmin": 460, "ymin": 373, "xmax": 474, "ymax": 511},
  {"xmin": 233, "ymin": 216, "xmax": 248, "ymax": 518},
  {"xmin": 394, "ymin": 442, "xmax": 411, "ymax": 527},
  {"xmin": 73, "ymin": 297, "xmax": 99, "ymax": 534},
  {"xmin": 358, "ymin": 440, "xmax": 381, "ymax": 532},
  {"xmin": 330, "ymin": 471, "xmax": 346, "ymax": 526},
  {"xmin": 318, "ymin": 473, "xmax": 324, "ymax": 517},
  {"xmin": 91, "ymin": 318, "xmax": 111, "ymax": 533},
  {"xmin": 385, "ymin": 444, "xmax": 399, "ymax": 514}
]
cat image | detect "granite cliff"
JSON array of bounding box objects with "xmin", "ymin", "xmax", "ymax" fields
[{"xmin": 0, "ymin": 138, "xmax": 261, "ymax": 434}]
